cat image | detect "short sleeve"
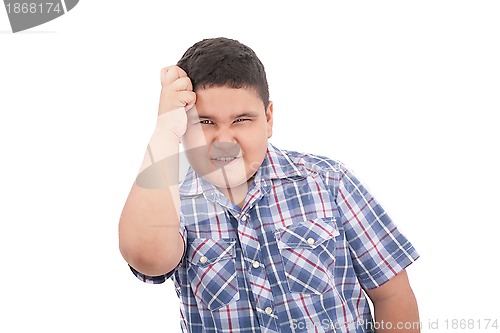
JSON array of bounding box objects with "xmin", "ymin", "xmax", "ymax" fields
[
  {"xmin": 129, "ymin": 216, "xmax": 187, "ymax": 284},
  {"xmin": 334, "ymin": 163, "xmax": 419, "ymax": 290}
]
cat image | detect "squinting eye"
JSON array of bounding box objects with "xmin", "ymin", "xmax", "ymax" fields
[
  {"xmin": 200, "ymin": 120, "xmax": 213, "ymax": 125},
  {"xmin": 234, "ymin": 118, "xmax": 250, "ymax": 123}
]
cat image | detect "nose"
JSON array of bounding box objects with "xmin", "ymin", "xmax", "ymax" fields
[
  {"xmin": 213, "ymin": 126, "xmax": 237, "ymax": 144},
  {"xmin": 209, "ymin": 126, "xmax": 241, "ymax": 157},
  {"xmin": 211, "ymin": 141, "xmax": 240, "ymax": 158}
]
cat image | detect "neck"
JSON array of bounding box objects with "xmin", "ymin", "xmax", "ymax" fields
[{"xmin": 219, "ymin": 177, "xmax": 255, "ymax": 208}]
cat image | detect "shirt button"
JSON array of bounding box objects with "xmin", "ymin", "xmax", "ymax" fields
[
  {"xmin": 307, "ymin": 237, "xmax": 315, "ymax": 245},
  {"xmin": 252, "ymin": 261, "xmax": 261, "ymax": 269},
  {"xmin": 199, "ymin": 256, "xmax": 208, "ymax": 264},
  {"xmin": 241, "ymin": 215, "xmax": 247, "ymax": 222},
  {"xmin": 265, "ymin": 307, "xmax": 273, "ymax": 315}
]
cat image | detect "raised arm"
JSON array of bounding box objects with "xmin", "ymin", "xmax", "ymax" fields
[{"xmin": 118, "ymin": 66, "xmax": 196, "ymax": 276}]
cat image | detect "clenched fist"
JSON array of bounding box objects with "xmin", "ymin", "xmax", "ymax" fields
[{"xmin": 156, "ymin": 66, "xmax": 196, "ymax": 138}]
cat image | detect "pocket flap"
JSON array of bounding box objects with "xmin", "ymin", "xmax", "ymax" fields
[
  {"xmin": 187, "ymin": 238, "xmax": 236, "ymax": 267},
  {"xmin": 276, "ymin": 218, "xmax": 340, "ymax": 250}
]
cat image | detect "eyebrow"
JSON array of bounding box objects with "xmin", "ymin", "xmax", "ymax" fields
[{"xmin": 191, "ymin": 112, "xmax": 260, "ymax": 120}]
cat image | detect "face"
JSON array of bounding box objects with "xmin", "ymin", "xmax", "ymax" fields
[{"xmin": 181, "ymin": 86, "xmax": 273, "ymax": 193}]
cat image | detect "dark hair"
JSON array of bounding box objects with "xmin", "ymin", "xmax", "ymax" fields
[{"xmin": 177, "ymin": 37, "xmax": 269, "ymax": 109}]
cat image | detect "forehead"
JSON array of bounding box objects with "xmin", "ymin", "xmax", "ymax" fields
[{"xmin": 192, "ymin": 86, "xmax": 264, "ymax": 116}]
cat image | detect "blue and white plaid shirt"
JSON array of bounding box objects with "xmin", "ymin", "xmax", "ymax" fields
[{"xmin": 130, "ymin": 143, "xmax": 419, "ymax": 333}]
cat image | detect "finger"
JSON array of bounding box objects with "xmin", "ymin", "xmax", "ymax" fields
[
  {"xmin": 158, "ymin": 91, "xmax": 194, "ymax": 114},
  {"xmin": 176, "ymin": 90, "xmax": 196, "ymax": 110},
  {"xmin": 161, "ymin": 67, "xmax": 180, "ymax": 86},
  {"xmin": 160, "ymin": 66, "xmax": 188, "ymax": 86},
  {"xmin": 160, "ymin": 66, "xmax": 174, "ymax": 83},
  {"xmin": 175, "ymin": 66, "xmax": 188, "ymax": 78},
  {"xmin": 169, "ymin": 76, "xmax": 193, "ymax": 92}
]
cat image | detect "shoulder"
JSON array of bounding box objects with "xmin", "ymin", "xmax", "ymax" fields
[{"xmin": 276, "ymin": 146, "xmax": 345, "ymax": 175}]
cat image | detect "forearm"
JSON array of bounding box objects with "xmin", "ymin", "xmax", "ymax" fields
[
  {"xmin": 119, "ymin": 125, "xmax": 184, "ymax": 276},
  {"xmin": 372, "ymin": 290, "xmax": 420, "ymax": 333},
  {"xmin": 119, "ymin": 66, "xmax": 194, "ymax": 276}
]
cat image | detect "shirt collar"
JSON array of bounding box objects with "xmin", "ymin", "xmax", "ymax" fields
[
  {"xmin": 179, "ymin": 143, "xmax": 308, "ymax": 197},
  {"xmin": 254, "ymin": 143, "xmax": 308, "ymax": 183}
]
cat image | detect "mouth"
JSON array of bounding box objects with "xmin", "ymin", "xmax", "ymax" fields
[
  {"xmin": 212, "ymin": 156, "xmax": 239, "ymax": 162},
  {"xmin": 210, "ymin": 156, "xmax": 241, "ymax": 167},
  {"xmin": 209, "ymin": 142, "xmax": 242, "ymax": 167}
]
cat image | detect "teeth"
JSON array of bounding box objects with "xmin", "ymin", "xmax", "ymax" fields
[{"xmin": 213, "ymin": 157, "xmax": 237, "ymax": 162}]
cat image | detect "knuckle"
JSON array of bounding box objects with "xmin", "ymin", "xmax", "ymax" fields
[
  {"xmin": 176, "ymin": 65, "xmax": 187, "ymax": 76},
  {"xmin": 161, "ymin": 66, "xmax": 172, "ymax": 76}
]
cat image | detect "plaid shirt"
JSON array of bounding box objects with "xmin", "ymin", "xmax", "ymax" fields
[{"xmin": 130, "ymin": 143, "xmax": 419, "ymax": 333}]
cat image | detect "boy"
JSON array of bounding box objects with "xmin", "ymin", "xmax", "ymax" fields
[{"xmin": 119, "ymin": 37, "xmax": 420, "ymax": 333}]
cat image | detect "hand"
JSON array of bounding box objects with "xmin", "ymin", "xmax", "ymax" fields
[
  {"xmin": 159, "ymin": 65, "xmax": 196, "ymax": 114},
  {"xmin": 156, "ymin": 66, "xmax": 196, "ymax": 138}
]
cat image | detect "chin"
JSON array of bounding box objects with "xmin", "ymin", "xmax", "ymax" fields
[{"xmin": 203, "ymin": 169, "xmax": 252, "ymax": 190}]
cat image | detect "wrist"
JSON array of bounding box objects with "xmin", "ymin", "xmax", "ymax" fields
[
  {"xmin": 148, "ymin": 126, "xmax": 180, "ymax": 164},
  {"xmin": 136, "ymin": 128, "xmax": 181, "ymax": 188},
  {"xmin": 155, "ymin": 107, "xmax": 187, "ymax": 139}
]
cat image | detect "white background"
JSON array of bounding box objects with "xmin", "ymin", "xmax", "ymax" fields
[{"xmin": 1, "ymin": 1, "xmax": 499, "ymax": 332}]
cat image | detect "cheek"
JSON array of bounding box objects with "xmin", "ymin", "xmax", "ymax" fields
[
  {"xmin": 183, "ymin": 126, "xmax": 211, "ymax": 148},
  {"xmin": 241, "ymin": 138, "xmax": 268, "ymax": 167},
  {"xmin": 182, "ymin": 132, "xmax": 210, "ymax": 170}
]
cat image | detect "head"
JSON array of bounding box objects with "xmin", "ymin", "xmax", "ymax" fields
[
  {"xmin": 177, "ymin": 37, "xmax": 270, "ymax": 109},
  {"xmin": 178, "ymin": 37, "xmax": 273, "ymax": 196}
]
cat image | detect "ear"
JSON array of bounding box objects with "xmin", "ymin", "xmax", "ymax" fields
[{"xmin": 266, "ymin": 101, "xmax": 274, "ymax": 138}]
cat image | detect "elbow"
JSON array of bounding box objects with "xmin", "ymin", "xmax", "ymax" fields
[{"xmin": 119, "ymin": 233, "xmax": 183, "ymax": 277}]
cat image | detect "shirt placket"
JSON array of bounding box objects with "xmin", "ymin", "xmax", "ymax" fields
[{"xmin": 237, "ymin": 184, "xmax": 280, "ymax": 333}]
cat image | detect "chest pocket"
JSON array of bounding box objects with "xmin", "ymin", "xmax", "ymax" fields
[
  {"xmin": 187, "ymin": 238, "xmax": 240, "ymax": 311},
  {"xmin": 275, "ymin": 218, "xmax": 340, "ymax": 294}
]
